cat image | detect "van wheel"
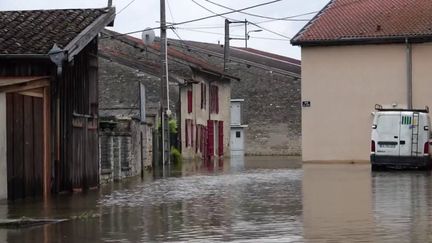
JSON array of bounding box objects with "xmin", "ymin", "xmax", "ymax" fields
[
  {"xmin": 423, "ymin": 164, "xmax": 432, "ymax": 171},
  {"xmin": 371, "ymin": 164, "xmax": 383, "ymax": 171}
]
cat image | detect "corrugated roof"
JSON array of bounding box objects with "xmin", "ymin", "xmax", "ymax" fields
[
  {"xmin": 0, "ymin": 8, "xmax": 113, "ymax": 54},
  {"xmin": 291, "ymin": 0, "xmax": 432, "ymax": 46}
]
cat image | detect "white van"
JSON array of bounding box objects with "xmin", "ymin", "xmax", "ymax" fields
[{"xmin": 371, "ymin": 105, "xmax": 432, "ymax": 170}]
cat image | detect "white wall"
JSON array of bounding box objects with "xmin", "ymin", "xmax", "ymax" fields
[{"xmin": 0, "ymin": 93, "xmax": 8, "ymax": 199}]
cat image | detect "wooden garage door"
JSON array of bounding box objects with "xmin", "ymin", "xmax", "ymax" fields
[{"xmin": 6, "ymin": 93, "xmax": 44, "ymax": 200}]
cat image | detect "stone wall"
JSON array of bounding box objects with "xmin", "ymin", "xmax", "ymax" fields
[{"xmin": 99, "ymin": 118, "xmax": 152, "ymax": 183}]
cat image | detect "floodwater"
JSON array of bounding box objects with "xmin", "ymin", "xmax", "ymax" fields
[{"xmin": 1, "ymin": 156, "xmax": 432, "ymax": 242}]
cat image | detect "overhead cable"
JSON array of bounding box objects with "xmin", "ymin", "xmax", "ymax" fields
[
  {"xmin": 104, "ymin": 0, "xmax": 282, "ymax": 38},
  {"xmin": 203, "ymin": 0, "xmax": 306, "ymax": 21}
]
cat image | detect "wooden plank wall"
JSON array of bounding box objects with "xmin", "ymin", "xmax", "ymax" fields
[
  {"xmin": 1, "ymin": 37, "xmax": 100, "ymax": 198},
  {"xmin": 61, "ymin": 38, "xmax": 99, "ymax": 192},
  {"xmin": 6, "ymin": 93, "xmax": 44, "ymax": 200}
]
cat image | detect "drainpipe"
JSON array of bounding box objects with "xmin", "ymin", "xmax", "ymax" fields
[
  {"xmin": 48, "ymin": 44, "xmax": 66, "ymax": 195},
  {"xmin": 406, "ymin": 38, "xmax": 413, "ymax": 109}
]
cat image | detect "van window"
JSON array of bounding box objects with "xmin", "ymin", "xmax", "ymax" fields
[{"xmin": 376, "ymin": 115, "xmax": 399, "ymax": 134}]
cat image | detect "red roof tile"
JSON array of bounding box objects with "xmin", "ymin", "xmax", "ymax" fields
[
  {"xmin": 291, "ymin": 0, "xmax": 432, "ymax": 46},
  {"xmin": 0, "ymin": 8, "xmax": 113, "ymax": 54}
]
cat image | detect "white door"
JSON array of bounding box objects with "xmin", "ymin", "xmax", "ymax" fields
[
  {"xmin": 231, "ymin": 103, "xmax": 241, "ymax": 125},
  {"xmin": 375, "ymin": 113, "xmax": 400, "ymax": 156},
  {"xmin": 230, "ymin": 128, "xmax": 244, "ymax": 152}
]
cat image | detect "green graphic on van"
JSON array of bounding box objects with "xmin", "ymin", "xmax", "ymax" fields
[{"xmin": 402, "ymin": 116, "xmax": 412, "ymax": 125}]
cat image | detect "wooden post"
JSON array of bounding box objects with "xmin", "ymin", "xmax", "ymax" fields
[{"xmin": 43, "ymin": 87, "xmax": 51, "ymax": 198}]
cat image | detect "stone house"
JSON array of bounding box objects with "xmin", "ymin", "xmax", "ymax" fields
[
  {"xmin": 0, "ymin": 8, "xmax": 115, "ymax": 199},
  {"xmin": 291, "ymin": 0, "xmax": 432, "ymax": 162},
  {"xmin": 168, "ymin": 40, "xmax": 301, "ymax": 156},
  {"xmin": 98, "ymin": 29, "xmax": 237, "ymax": 169}
]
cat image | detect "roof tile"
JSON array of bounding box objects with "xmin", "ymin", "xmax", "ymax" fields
[
  {"xmin": 292, "ymin": 0, "xmax": 432, "ymax": 45},
  {"xmin": 0, "ymin": 8, "xmax": 110, "ymax": 54}
]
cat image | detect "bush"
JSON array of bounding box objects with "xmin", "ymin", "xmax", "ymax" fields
[
  {"xmin": 158, "ymin": 118, "xmax": 177, "ymax": 134},
  {"xmin": 171, "ymin": 147, "xmax": 182, "ymax": 164}
]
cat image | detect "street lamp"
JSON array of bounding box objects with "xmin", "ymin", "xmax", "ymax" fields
[{"xmin": 245, "ymin": 29, "xmax": 262, "ymax": 48}]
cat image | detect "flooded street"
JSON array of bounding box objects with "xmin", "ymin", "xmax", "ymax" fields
[{"xmin": 1, "ymin": 157, "xmax": 432, "ymax": 242}]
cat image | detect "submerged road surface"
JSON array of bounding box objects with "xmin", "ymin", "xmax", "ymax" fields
[{"xmin": 1, "ymin": 156, "xmax": 432, "ymax": 242}]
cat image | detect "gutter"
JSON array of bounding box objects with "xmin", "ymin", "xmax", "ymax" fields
[{"xmin": 292, "ymin": 35, "xmax": 432, "ymax": 47}]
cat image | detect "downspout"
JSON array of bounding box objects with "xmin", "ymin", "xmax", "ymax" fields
[
  {"xmin": 406, "ymin": 38, "xmax": 413, "ymax": 109},
  {"xmin": 48, "ymin": 44, "xmax": 66, "ymax": 195}
]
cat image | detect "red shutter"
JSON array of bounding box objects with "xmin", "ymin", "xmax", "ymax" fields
[
  {"xmin": 216, "ymin": 86, "xmax": 219, "ymax": 114},
  {"xmin": 187, "ymin": 90, "xmax": 192, "ymax": 113},
  {"xmin": 204, "ymin": 85, "xmax": 207, "ymax": 109},
  {"xmin": 185, "ymin": 120, "xmax": 189, "ymax": 147},
  {"xmin": 218, "ymin": 121, "xmax": 224, "ymax": 156},
  {"xmin": 191, "ymin": 122, "xmax": 194, "ymax": 148},
  {"xmin": 200, "ymin": 83, "xmax": 203, "ymax": 109},
  {"xmin": 210, "ymin": 86, "xmax": 214, "ymax": 113},
  {"xmin": 203, "ymin": 126, "xmax": 207, "ymax": 159},
  {"xmin": 196, "ymin": 125, "xmax": 199, "ymax": 153},
  {"xmin": 207, "ymin": 120, "xmax": 214, "ymax": 158}
]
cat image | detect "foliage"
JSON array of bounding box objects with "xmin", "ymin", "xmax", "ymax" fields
[
  {"xmin": 169, "ymin": 119, "xmax": 177, "ymax": 134},
  {"xmin": 171, "ymin": 147, "xmax": 182, "ymax": 164},
  {"xmin": 158, "ymin": 118, "xmax": 177, "ymax": 134}
]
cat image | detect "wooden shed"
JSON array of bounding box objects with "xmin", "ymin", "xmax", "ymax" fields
[{"xmin": 0, "ymin": 8, "xmax": 115, "ymax": 200}]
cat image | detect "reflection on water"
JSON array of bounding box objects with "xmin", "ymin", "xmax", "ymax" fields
[{"xmin": 1, "ymin": 158, "xmax": 432, "ymax": 242}]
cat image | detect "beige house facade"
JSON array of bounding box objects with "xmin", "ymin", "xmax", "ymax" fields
[
  {"xmin": 301, "ymin": 43, "xmax": 432, "ymax": 162},
  {"xmin": 180, "ymin": 70, "xmax": 232, "ymax": 160},
  {"xmin": 292, "ymin": 0, "xmax": 432, "ymax": 162}
]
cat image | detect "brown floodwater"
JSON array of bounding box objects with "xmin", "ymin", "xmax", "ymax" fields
[{"xmin": 1, "ymin": 156, "xmax": 432, "ymax": 242}]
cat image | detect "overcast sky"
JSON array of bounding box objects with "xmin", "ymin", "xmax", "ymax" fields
[{"xmin": 0, "ymin": 0, "xmax": 330, "ymax": 59}]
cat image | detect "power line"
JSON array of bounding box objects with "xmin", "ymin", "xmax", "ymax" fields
[
  {"xmin": 169, "ymin": 28, "xmax": 217, "ymax": 62},
  {"xmin": 176, "ymin": 28, "xmax": 290, "ymax": 41},
  {"xmin": 248, "ymin": 21, "xmax": 291, "ymax": 40},
  {"xmin": 188, "ymin": 0, "xmax": 291, "ymax": 41},
  {"xmin": 116, "ymin": 0, "xmax": 137, "ymax": 16},
  {"xmin": 104, "ymin": 0, "xmax": 283, "ymax": 38},
  {"xmin": 106, "ymin": 0, "xmax": 366, "ymax": 40},
  {"xmin": 203, "ymin": 0, "xmax": 306, "ymax": 22},
  {"xmin": 166, "ymin": 0, "xmax": 175, "ymax": 23},
  {"xmin": 191, "ymin": 0, "xmax": 238, "ymax": 22},
  {"xmin": 165, "ymin": 39, "xmax": 300, "ymax": 77}
]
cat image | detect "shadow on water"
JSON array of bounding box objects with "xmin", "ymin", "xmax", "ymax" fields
[{"xmin": 2, "ymin": 158, "xmax": 432, "ymax": 242}]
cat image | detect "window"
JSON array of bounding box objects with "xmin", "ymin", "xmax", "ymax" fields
[
  {"xmin": 236, "ymin": 131, "xmax": 241, "ymax": 138},
  {"xmin": 185, "ymin": 119, "xmax": 194, "ymax": 148},
  {"xmin": 210, "ymin": 85, "xmax": 219, "ymax": 114},
  {"xmin": 201, "ymin": 83, "xmax": 207, "ymax": 109},
  {"xmin": 187, "ymin": 89, "xmax": 193, "ymax": 113},
  {"xmin": 139, "ymin": 83, "xmax": 146, "ymax": 122}
]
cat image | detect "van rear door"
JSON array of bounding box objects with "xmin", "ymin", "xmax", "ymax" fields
[{"xmin": 375, "ymin": 113, "xmax": 400, "ymax": 156}]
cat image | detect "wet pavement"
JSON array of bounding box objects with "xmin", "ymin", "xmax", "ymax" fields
[{"xmin": 1, "ymin": 156, "xmax": 432, "ymax": 242}]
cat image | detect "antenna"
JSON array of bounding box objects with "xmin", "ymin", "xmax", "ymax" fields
[{"xmin": 142, "ymin": 28, "xmax": 156, "ymax": 46}]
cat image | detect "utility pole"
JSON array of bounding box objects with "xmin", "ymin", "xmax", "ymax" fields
[
  {"xmin": 224, "ymin": 19, "xmax": 230, "ymax": 71},
  {"xmin": 160, "ymin": 0, "xmax": 170, "ymax": 165},
  {"xmin": 224, "ymin": 19, "xmax": 248, "ymax": 71}
]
